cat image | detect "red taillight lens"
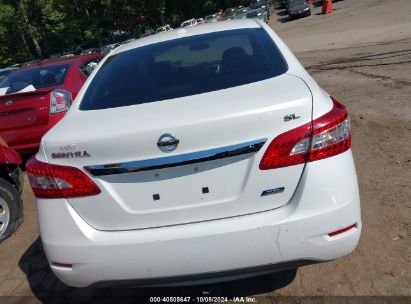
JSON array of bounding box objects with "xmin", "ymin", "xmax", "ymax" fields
[
  {"xmin": 260, "ymin": 97, "xmax": 351, "ymax": 170},
  {"xmin": 259, "ymin": 122, "xmax": 312, "ymax": 170},
  {"xmin": 26, "ymin": 157, "xmax": 101, "ymax": 198}
]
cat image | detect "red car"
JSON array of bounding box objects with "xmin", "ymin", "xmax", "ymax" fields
[
  {"xmin": 0, "ymin": 54, "xmax": 103, "ymax": 154},
  {"xmin": 0, "ymin": 136, "xmax": 23, "ymax": 242}
]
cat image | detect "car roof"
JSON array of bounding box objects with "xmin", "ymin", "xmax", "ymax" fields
[
  {"xmin": 114, "ymin": 19, "xmax": 261, "ymax": 56},
  {"xmin": 16, "ymin": 54, "xmax": 103, "ymax": 72}
]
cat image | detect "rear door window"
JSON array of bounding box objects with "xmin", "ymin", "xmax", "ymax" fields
[{"xmin": 80, "ymin": 28, "xmax": 288, "ymax": 110}]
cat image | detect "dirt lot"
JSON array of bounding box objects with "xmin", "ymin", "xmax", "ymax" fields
[{"xmin": 0, "ymin": 0, "xmax": 410, "ymax": 302}]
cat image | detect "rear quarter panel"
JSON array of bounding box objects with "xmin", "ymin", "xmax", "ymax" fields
[{"xmin": 257, "ymin": 20, "xmax": 333, "ymax": 118}]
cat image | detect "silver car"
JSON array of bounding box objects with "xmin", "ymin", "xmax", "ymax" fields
[
  {"xmin": 235, "ymin": 7, "xmax": 251, "ymax": 20},
  {"xmin": 247, "ymin": 8, "xmax": 269, "ymax": 23},
  {"xmin": 204, "ymin": 14, "xmax": 219, "ymax": 23}
]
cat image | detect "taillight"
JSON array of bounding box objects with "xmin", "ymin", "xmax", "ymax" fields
[
  {"xmin": 260, "ymin": 97, "xmax": 351, "ymax": 170},
  {"xmin": 26, "ymin": 157, "xmax": 101, "ymax": 198},
  {"xmin": 50, "ymin": 89, "xmax": 71, "ymax": 115}
]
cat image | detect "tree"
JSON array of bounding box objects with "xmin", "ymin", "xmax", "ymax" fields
[
  {"xmin": 0, "ymin": 0, "xmax": 251, "ymax": 67},
  {"xmin": 15, "ymin": 0, "xmax": 43, "ymax": 57}
]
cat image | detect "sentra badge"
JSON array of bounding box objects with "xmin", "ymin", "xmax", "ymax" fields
[
  {"xmin": 51, "ymin": 144, "xmax": 91, "ymax": 159},
  {"xmin": 51, "ymin": 151, "xmax": 91, "ymax": 159}
]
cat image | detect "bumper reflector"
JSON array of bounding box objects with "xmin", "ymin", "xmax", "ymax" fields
[
  {"xmin": 51, "ymin": 262, "xmax": 73, "ymax": 269},
  {"xmin": 328, "ymin": 223, "xmax": 357, "ymax": 237}
]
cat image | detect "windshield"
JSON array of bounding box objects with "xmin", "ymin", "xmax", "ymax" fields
[
  {"xmin": 80, "ymin": 28, "xmax": 288, "ymax": 110},
  {"xmin": 0, "ymin": 64, "xmax": 70, "ymax": 94},
  {"xmin": 290, "ymin": 0, "xmax": 308, "ymax": 7}
]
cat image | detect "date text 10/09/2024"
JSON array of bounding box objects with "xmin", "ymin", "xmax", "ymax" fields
[{"xmin": 149, "ymin": 297, "xmax": 258, "ymax": 303}]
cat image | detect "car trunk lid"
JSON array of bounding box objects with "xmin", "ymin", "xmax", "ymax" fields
[
  {"xmin": 0, "ymin": 89, "xmax": 51, "ymax": 135},
  {"xmin": 43, "ymin": 74, "xmax": 312, "ymax": 231}
]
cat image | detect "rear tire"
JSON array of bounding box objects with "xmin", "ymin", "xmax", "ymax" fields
[{"xmin": 0, "ymin": 178, "xmax": 22, "ymax": 243}]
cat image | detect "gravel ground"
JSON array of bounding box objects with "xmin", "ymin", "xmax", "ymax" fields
[{"xmin": 0, "ymin": 0, "xmax": 410, "ymax": 302}]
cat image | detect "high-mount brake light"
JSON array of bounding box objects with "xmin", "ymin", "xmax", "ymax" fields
[
  {"xmin": 260, "ymin": 97, "xmax": 351, "ymax": 170},
  {"xmin": 26, "ymin": 157, "xmax": 101, "ymax": 198}
]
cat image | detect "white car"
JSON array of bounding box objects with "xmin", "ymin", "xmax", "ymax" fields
[
  {"xmin": 121, "ymin": 38, "xmax": 136, "ymax": 45},
  {"xmin": 156, "ymin": 25, "xmax": 173, "ymax": 33},
  {"xmin": 204, "ymin": 14, "xmax": 219, "ymax": 23},
  {"xmin": 27, "ymin": 20, "xmax": 361, "ymax": 288},
  {"xmin": 180, "ymin": 18, "xmax": 197, "ymax": 28}
]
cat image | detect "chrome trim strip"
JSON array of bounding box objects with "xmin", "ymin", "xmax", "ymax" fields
[{"xmin": 85, "ymin": 138, "xmax": 267, "ymax": 176}]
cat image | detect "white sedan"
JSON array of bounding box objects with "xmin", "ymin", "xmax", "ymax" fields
[{"xmin": 27, "ymin": 19, "xmax": 361, "ymax": 288}]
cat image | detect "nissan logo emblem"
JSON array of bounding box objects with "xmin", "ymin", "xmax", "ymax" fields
[{"xmin": 157, "ymin": 133, "xmax": 179, "ymax": 153}]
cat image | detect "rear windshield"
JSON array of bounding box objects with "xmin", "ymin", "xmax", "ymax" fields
[
  {"xmin": 80, "ymin": 28, "xmax": 288, "ymax": 110},
  {"xmin": 0, "ymin": 64, "xmax": 70, "ymax": 94},
  {"xmin": 0, "ymin": 70, "xmax": 14, "ymax": 81}
]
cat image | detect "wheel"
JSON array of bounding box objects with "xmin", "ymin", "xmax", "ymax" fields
[{"xmin": 0, "ymin": 178, "xmax": 22, "ymax": 243}]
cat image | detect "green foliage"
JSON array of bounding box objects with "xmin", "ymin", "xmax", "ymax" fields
[
  {"xmin": 0, "ymin": 0, "xmax": 250, "ymax": 67},
  {"xmin": 0, "ymin": 3, "xmax": 18, "ymax": 66}
]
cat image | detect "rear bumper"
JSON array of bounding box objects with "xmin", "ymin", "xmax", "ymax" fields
[
  {"xmin": 37, "ymin": 150, "xmax": 361, "ymax": 287},
  {"xmin": 90, "ymin": 259, "xmax": 319, "ymax": 288}
]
